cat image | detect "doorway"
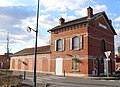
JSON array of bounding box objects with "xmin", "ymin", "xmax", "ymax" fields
[
  {"xmin": 104, "ymin": 59, "xmax": 107, "ymax": 75},
  {"xmin": 56, "ymin": 58, "xmax": 63, "ymax": 75}
]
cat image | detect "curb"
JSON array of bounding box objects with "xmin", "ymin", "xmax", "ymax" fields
[{"xmin": 87, "ymin": 77, "xmax": 120, "ymax": 80}]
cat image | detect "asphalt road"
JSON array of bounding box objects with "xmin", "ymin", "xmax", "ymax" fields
[{"xmin": 22, "ymin": 75, "xmax": 120, "ymax": 87}]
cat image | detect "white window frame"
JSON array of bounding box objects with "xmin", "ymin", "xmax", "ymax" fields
[
  {"xmin": 73, "ymin": 36, "xmax": 79, "ymax": 50},
  {"xmin": 54, "ymin": 39, "xmax": 65, "ymax": 52},
  {"xmin": 70, "ymin": 35, "xmax": 83, "ymax": 50},
  {"xmin": 57, "ymin": 39, "xmax": 63, "ymax": 51}
]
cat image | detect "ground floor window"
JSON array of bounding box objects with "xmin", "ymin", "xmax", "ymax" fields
[{"xmin": 72, "ymin": 58, "xmax": 80, "ymax": 71}]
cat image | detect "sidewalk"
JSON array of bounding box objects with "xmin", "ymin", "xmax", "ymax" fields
[
  {"xmin": 22, "ymin": 78, "xmax": 51, "ymax": 87},
  {"xmin": 88, "ymin": 76, "xmax": 120, "ymax": 80},
  {"xmin": 13, "ymin": 71, "xmax": 120, "ymax": 86},
  {"xmin": 22, "ymin": 79, "xmax": 34, "ymax": 87}
]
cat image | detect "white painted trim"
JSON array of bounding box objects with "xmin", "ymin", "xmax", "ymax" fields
[{"xmin": 56, "ymin": 58, "xmax": 63, "ymax": 75}]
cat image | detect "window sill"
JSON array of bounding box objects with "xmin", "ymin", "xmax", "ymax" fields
[
  {"xmin": 72, "ymin": 49, "xmax": 83, "ymax": 51},
  {"xmin": 56, "ymin": 50, "xmax": 64, "ymax": 52},
  {"xmin": 72, "ymin": 69, "xmax": 80, "ymax": 72},
  {"xmin": 72, "ymin": 49, "xmax": 80, "ymax": 51}
]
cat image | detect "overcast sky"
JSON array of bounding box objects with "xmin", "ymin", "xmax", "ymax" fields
[{"xmin": 0, "ymin": 0, "xmax": 120, "ymax": 55}]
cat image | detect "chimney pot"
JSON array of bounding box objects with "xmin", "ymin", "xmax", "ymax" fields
[
  {"xmin": 59, "ymin": 17, "xmax": 65, "ymax": 25},
  {"xmin": 109, "ymin": 19, "xmax": 112, "ymax": 24},
  {"xmin": 87, "ymin": 6, "xmax": 93, "ymax": 19}
]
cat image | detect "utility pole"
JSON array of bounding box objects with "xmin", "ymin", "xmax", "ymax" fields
[
  {"xmin": 6, "ymin": 32, "xmax": 10, "ymax": 59},
  {"xmin": 6, "ymin": 32, "xmax": 10, "ymax": 69}
]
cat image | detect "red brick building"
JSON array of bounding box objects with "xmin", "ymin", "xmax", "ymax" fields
[
  {"xmin": 0, "ymin": 55, "xmax": 10, "ymax": 69},
  {"xmin": 10, "ymin": 45, "xmax": 51, "ymax": 73},
  {"xmin": 10, "ymin": 6, "xmax": 116, "ymax": 77},
  {"xmin": 115, "ymin": 46, "xmax": 120, "ymax": 71}
]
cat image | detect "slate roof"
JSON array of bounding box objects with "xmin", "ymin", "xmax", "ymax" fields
[
  {"xmin": 48, "ymin": 11, "xmax": 117, "ymax": 35},
  {"xmin": 14, "ymin": 45, "xmax": 50, "ymax": 56}
]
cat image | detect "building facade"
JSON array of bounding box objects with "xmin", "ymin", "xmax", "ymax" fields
[
  {"xmin": 118, "ymin": 46, "xmax": 120, "ymax": 56},
  {"xmin": 0, "ymin": 55, "xmax": 10, "ymax": 69},
  {"xmin": 115, "ymin": 46, "xmax": 120, "ymax": 71},
  {"xmin": 10, "ymin": 45, "xmax": 51, "ymax": 74},
  {"xmin": 10, "ymin": 6, "xmax": 116, "ymax": 77}
]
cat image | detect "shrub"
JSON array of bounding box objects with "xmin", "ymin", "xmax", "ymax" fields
[
  {"xmin": 0, "ymin": 75, "xmax": 23, "ymax": 87},
  {"xmin": 0, "ymin": 69, "xmax": 23, "ymax": 87}
]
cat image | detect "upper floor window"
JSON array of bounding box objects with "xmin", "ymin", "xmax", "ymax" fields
[
  {"xmin": 70, "ymin": 35, "xmax": 83, "ymax": 50},
  {"xmin": 57, "ymin": 39, "xmax": 62, "ymax": 51},
  {"xmin": 54, "ymin": 39, "xmax": 65, "ymax": 52},
  {"xmin": 99, "ymin": 22, "xmax": 107, "ymax": 29},
  {"xmin": 73, "ymin": 36, "xmax": 79, "ymax": 50}
]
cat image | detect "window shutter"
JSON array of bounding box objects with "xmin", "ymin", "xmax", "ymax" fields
[
  {"xmin": 79, "ymin": 35, "xmax": 83, "ymax": 49},
  {"xmin": 54, "ymin": 40, "xmax": 57, "ymax": 51},
  {"xmin": 62, "ymin": 39, "xmax": 65, "ymax": 51},
  {"xmin": 69, "ymin": 37, "xmax": 72, "ymax": 50}
]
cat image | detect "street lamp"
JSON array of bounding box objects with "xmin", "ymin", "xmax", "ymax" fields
[{"xmin": 27, "ymin": 0, "xmax": 40, "ymax": 87}]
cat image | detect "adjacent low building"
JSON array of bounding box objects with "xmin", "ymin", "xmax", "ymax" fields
[
  {"xmin": 10, "ymin": 45, "xmax": 51, "ymax": 74},
  {"xmin": 10, "ymin": 6, "xmax": 117, "ymax": 77},
  {"xmin": 0, "ymin": 55, "xmax": 9, "ymax": 69},
  {"xmin": 115, "ymin": 46, "xmax": 120, "ymax": 71}
]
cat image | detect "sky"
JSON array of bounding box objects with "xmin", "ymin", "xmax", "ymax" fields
[{"xmin": 0, "ymin": 0, "xmax": 120, "ymax": 55}]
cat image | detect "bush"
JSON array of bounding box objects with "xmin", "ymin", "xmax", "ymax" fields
[
  {"xmin": 0, "ymin": 75, "xmax": 23, "ymax": 87},
  {"xmin": 0, "ymin": 69, "xmax": 23, "ymax": 87},
  {"xmin": 0, "ymin": 69, "xmax": 13, "ymax": 75}
]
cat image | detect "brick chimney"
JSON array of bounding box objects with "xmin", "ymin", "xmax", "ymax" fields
[
  {"xmin": 87, "ymin": 6, "xmax": 93, "ymax": 19},
  {"xmin": 59, "ymin": 17, "xmax": 65, "ymax": 25}
]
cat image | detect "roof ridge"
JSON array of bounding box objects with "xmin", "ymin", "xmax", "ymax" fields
[
  {"xmin": 14, "ymin": 45, "xmax": 50, "ymax": 56},
  {"xmin": 48, "ymin": 11, "xmax": 105, "ymax": 32}
]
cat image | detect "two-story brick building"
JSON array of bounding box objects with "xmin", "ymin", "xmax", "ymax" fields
[{"xmin": 10, "ymin": 6, "xmax": 116, "ymax": 77}]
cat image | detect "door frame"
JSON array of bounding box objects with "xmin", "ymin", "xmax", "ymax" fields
[{"xmin": 55, "ymin": 58, "xmax": 63, "ymax": 75}]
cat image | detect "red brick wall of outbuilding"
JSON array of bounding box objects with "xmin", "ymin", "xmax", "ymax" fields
[{"xmin": 42, "ymin": 58, "xmax": 48, "ymax": 71}]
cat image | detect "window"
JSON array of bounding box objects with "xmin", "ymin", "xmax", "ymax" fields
[
  {"xmin": 0, "ymin": 61, "xmax": 4, "ymax": 68},
  {"xmin": 101, "ymin": 39, "xmax": 106, "ymax": 52},
  {"xmin": 99, "ymin": 22, "xmax": 107, "ymax": 29},
  {"xmin": 72, "ymin": 58, "xmax": 80, "ymax": 71},
  {"xmin": 73, "ymin": 36, "xmax": 79, "ymax": 50},
  {"xmin": 54, "ymin": 39, "xmax": 65, "ymax": 52},
  {"xmin": 57, "ymin": 39, "xmax": 62, "ymax": 51},
  {"xmin": 70, "ymin": 35, "xmax": 83, "ymax": 50},
  {"xmin": 101, "ymin": 58, "xmax": 104, "ymax": 64}
]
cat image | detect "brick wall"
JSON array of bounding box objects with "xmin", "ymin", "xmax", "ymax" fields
[
  {"xmin": 50, "ymin": 26, "xmax": 88, "ymax": 58},
  {"xmin": 10, "ymin": 53, "xmax": 50, "ymax": 73},
  {"xmin": 88, "ymin": 15, "xmax": 115, "ymax": 74}
]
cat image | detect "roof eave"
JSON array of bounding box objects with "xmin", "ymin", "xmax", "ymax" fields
[
  {"xmin": 13, "ymin": 51, "xmax": 51, "ymax": 57},
  {"xmin": 48, "ymin": 20, "xmax": 88, "ymax": 32},
  {"xmin": 103, "ymin": 12, "xmax": 117, "ymax": 35}
]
